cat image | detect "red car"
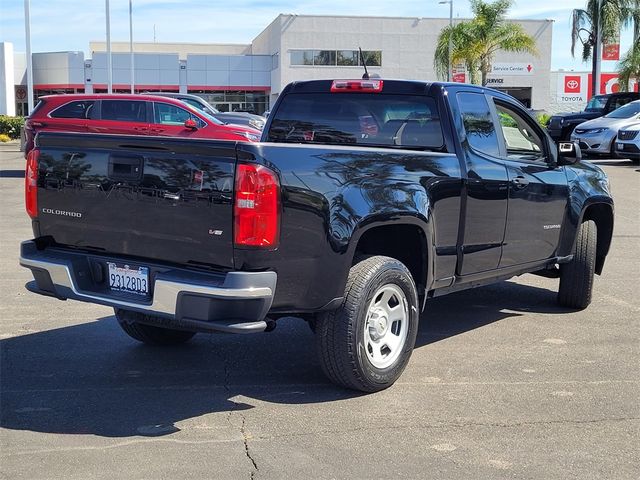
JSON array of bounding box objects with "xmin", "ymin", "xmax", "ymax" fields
[{"xmin": 23, "ymin": 94, "xmax": 262, "ymax": 156}]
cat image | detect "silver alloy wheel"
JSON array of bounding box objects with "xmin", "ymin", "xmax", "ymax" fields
[{"xmin": 363, "ymin": 284, "xmax": 409, "ymax": 369}]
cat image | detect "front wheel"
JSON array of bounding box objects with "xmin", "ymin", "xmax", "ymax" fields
[
  {"xmin": 609, "ymin": 136, "xmax": 619, "ymax": 159},
  {"xmin": 558, "ymin": 220, "xmax": 597, "ymax": 310},
  {"xmin": 315, "ymin": 256, "xmax": 419, "ymax": 392},
  {"xmin": 115, "ymin": 309, "xmax": 196, "ymax": 346}
]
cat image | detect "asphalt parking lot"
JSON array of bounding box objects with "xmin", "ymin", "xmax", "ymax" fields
[{"xmin": 1, "ymin": 142, "xmax": 638, "ymax": 479}]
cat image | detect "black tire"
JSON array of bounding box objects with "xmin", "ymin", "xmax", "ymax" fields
[
  {"xmin": 115, "ymin": 309, "xmax": 196, "ymax": 346},
  {"xmin": 558, "ymin": 220, "xmax": 597, "ymax": 309},
  {"xmin": 315, "ymin": 256, "xmax": 419, "ymax": 392},
  {"xmin": 609, "ymin": 136, "xmax": 618, "ymax": 159}
]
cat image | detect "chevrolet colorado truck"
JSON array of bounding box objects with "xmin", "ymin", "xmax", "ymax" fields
[{"xmin": 20, "ymin": 79, "xmax": 614, "ymax": 392}]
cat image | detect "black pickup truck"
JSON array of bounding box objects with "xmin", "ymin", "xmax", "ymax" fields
[{"xmin": 20, "ymin": 79, "xmax": 614, "ymax": 392}]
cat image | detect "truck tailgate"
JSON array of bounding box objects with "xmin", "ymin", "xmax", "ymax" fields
[{"xmin": 34, "ymin": 133, "xmax": 237, "ymax": 269}]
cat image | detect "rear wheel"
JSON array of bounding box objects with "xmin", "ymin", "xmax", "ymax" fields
[
  {"xmin": 115, "ymin": 309, "xmax": 196, "ymax": 346},
  {"xmin": 558, "ymin": 220, "xmax": 597, "ymax": 310},
  {"xmin": 315, "ymin": 256, "xmax": 419, "ymax": 392}
]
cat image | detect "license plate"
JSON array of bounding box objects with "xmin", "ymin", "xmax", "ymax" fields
[
  {"xmin": 617, "ymin": 142, "xmax": 624, "ymax": 150},
  {"xmin": 108, "ymin": 263, "xmax": 149, "ymax": 296}
]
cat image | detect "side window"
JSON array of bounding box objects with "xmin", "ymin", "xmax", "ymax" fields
[
  {"xmin": 457, "ymin": 92, "xmax": 500, "ymax": 157},
  {"xmin": 101, "ymin": 100, "xmax": 147, "ymax": 122},
  {"xmin": 182, "ymin": 98, "xmax": 204, "ymax": 111},
  {"xmin": 611, "ymin": 96, "xmax": 631, "ymax": 110},
  {"xmin": 493, "ymin": 101, "xmax": 546, "ymax": 162},
  {"xmin": 154, "ymin": 103, "xmax": 204, "ymax": 127},
  {"xmin": 50, "ymin": 100, "xmax": 95, "ymax": 119}
]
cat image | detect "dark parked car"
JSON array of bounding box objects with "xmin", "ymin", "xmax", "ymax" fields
[
  {"xmin": 23, "ymin": 94, "xmax": 261, "ymax": 157},
  {"xmin": 20, "ymin": 79, "xmax": 613, "ymax": 392},
  {"xmin": 142, "ymin": 92, "xmax": 266, "ymax": 130},
  {"xmin": 547, "ymin": 91, "xmax": 639, "ymax": 141}
]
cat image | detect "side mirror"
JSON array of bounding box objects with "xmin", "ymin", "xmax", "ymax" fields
[
  {"xmin": 184, "ymin": 118, "xmax": 198, "ymax": 130},
  {"xmin": 557, "ymin": 141, "xmax": 581, "ymax": 165}
]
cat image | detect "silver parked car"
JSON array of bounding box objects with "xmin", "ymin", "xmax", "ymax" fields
[
  {"xmin": 571, "ymin": 100, "xmax": 640, "ymax": 156},
  {"xmin": 142, "ymin": 92, "xmax": 266, "ymax": 131},
  {"xmin": 615, "ymin": 122, "xmax": 640, "ymax": 163}
]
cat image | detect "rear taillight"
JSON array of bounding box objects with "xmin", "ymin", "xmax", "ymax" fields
[
  {"xmin": 234, "ymin": 163, "xmax": 280, "ymax": 248},
  {"xmin": 25, "ymin": 149, "xmax": 39, "ymax": 219},
  {"xmin": 330, "ymin": 79, "xmax": 384, "ymax": 93}
]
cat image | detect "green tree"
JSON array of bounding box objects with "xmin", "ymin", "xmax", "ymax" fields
[
  {"xmin": 434, "ymin": 0, "xmax": 538, "ymax": 86},
  {"xmin": 570, "ymin": 0, "xmax": 636, "ymax": 62},
  {"xmin": 618, "ymin": 0, "xmax": 640, "ymax": 91},
  {"xmin": 618, "ymin": 44, "xmax": 640, "ymax": 91}
]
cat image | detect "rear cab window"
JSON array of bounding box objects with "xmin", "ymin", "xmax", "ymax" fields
[{"xmin": 266, "ymin": 91, "xmax": 444, "ymax": 151}]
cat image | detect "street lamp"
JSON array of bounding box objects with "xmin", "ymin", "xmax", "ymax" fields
[
  {"xmin": 129, "ymin": 0, "xmax": 134, "ymax": 94},
  {"xmin": 24, "ymin": 0, "xmax": 34, "ymax": 114},
  {"xmin": 439, "ymin": 0, "xmax": 453, "ymax": 82},
  {"xmin": 105, "ymin": 0, "xmax": 112, "ymax": 93}
]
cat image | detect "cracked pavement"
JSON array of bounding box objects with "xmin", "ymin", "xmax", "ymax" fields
[{"xmin": 1, "ymin": 144, "xmax": 639, "ymax": 479}]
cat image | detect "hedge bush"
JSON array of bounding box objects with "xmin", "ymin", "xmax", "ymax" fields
[
  {"xmin": 0, "ymin": 115, "xmax": 25, "ymax": 139},
  {"xmin": 536, "ymin": 113, "xmax": 551, "ymax": 128}
]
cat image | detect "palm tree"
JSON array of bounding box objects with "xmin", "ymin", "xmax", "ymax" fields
[
  {"xmin": 434, "ymin": 0, "xmax": 538, "ymax": 86},
  {"xmin": 618, "ymin": 44, "xmax": 640, "ymax": 91},
  {"xmin": 435, "ymin": 22, "xmax": 482, "ymax": 84},
  {"xmin": 570, "ymin": 0, "xmax": 636, "ymax": 62},
  {"xmin": 618, "ymin": 0, "xmax": 640, "ymax": 91}
]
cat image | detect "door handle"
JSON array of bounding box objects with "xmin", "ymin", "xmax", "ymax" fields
[
  {"xmin": 150, "ymin": 127, "xmax": 165, "ymax": 133},
  {"xmin": 512, "ymin": 176, "xmax": 529, "ymax": 188},
  {"xmin": 133, "ymin": 126, "xmax": 148, "ymax": 132}
]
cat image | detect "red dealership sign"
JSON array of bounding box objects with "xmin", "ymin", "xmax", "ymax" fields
[
  {"xmin": 602, "ymin": 30, "xmax": 621, "ymax": 61},
  {"xmin": 586, "ymin": 73, "xmax": 630, "ymax": 97},
  {"xmin": 602, "ymin": 43, "xmax": 620, "ymax": 61},
  {"xmin": 564, "ymin": 76, "xmax": 581, "ymax": 93},
  {"xmin": 452, "ymin": 72, "xmax": 466, "ymax": 83}
]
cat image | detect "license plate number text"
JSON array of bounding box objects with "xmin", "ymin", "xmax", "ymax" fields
[{"xmin": 108, "ymin": 263, "xmax": 149, "ymax": 295}]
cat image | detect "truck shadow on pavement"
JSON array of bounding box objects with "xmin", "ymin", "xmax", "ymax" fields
[{"xmin": 1, "ymin": 280, "xmax": 567, "ymax": 438}]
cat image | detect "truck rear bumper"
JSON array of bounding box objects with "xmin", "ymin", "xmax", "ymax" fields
[{"xmin": 19, "ymin": 240, "xmax": 277, "ymax": 334}]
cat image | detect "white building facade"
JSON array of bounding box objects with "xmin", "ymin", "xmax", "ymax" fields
[
  {"xmin": 6, "ymin": 14, "xmax": 627, "ymax": 117},
  {"xmin": 253, "ymin": 15, "xmax": 553, "ymax": 110}
]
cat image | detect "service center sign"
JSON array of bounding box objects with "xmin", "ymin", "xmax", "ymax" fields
[{"xmin": 491, "ymin": 62, "xmax": 534, "ymax": 76}]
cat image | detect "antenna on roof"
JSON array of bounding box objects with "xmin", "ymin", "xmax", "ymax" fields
[{"xmin": 359, "ymin": 47, "xmax": 369, "ymax": 80}]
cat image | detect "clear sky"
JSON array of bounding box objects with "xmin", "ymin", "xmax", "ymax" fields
[{"xmin": 0, "ymin": 0, "xmax": 635, "ymax": 71}]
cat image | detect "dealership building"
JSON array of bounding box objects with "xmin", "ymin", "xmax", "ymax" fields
[{"xmin": 2, "ymin": 13, "xmax": 631, "ymax": 117}]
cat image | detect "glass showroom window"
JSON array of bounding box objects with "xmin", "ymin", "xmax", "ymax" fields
[
  {"xmin": 361, "ymin": 51, "xmax": 382, "ymax": 67},
  {"xmin": 291, "ymin": 49, "xmax": 382, "ymax": 67},
  {"xmin": 313, "ymin": 50, "xmax": 336, "ymax": 66},
  {"xmin": 291, "ymin": 50, "xmax": 314, "ymax": 65},
  {"xmin": 337, "ymin": 50, "xmax": 358, "ymax": 66}
]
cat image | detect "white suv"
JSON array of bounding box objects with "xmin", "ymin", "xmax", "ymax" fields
[{"xmin": 615, "ymin": 122, "xmax": 640, "ymax": 163}]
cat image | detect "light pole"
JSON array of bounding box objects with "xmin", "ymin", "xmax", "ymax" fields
[
  {"xmin": 593, "ymin": 0, "xmax": 603, "ymax": 97},
  {"xmin": 105, "ymin": 0, "xmax": 112, "ymax": 93},
  {"xmin": 23, "ymin": 0, "xmax": 34, "ymax": 113},
  {"xmin": 439, "ymin": 0, "xmax": 454, "ymax": 82},
  {"xmin": 129, "ymin": 0, "xmax": 134, "ymax": 93}
]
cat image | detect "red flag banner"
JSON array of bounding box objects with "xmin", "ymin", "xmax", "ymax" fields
[{"xmin": 602, "ymin": 30, "xmax": 621, "ymax": 61}]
